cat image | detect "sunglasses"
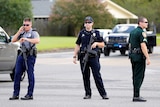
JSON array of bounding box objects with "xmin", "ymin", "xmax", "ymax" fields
[
  {"xmin": 23, "ymin": 24, "xmax": 30, "ymax": 26},
  {"xmin": 85, "ymin": 22, "xmax": 92, "ymax": 24},
  {"xmin": 142, "ymin": 21, "xmax": 148, "ymax": 23}
]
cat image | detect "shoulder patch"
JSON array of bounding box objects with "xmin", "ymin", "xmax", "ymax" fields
[
  {"xmin": 143, "ymin": 38, "xmax": 147, "ymax": 42},
  {"xmin": 142, "ymin": 32, "xmax": 147, "ymax": 38},
  {"xmin": 82, "ymin": 34, "xmax": 85, "ymax": 37}
]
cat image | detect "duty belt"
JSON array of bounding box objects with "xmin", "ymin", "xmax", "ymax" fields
[
  {"xmin": 130, "ymin": 48, "xmax": 142, "ymax": 54},
  {"xmin": 19, "ymin": 47, "xmax": 37, "ymax": 57}
]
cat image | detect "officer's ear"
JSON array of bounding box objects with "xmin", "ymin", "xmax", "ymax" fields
[{"xmin": 91, "ymin": 22, "xmax": 94, "ymax": 25}]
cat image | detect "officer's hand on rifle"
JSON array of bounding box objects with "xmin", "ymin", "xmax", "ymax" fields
[
  {"xmin": 19, "ymin": 38, "xmax": 28, "ymax": 43},
  {"xmin": 91, "ymin": 42, "xmax": 98, "ymax": 49}
]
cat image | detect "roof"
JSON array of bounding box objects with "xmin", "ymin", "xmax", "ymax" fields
[
  {"xmin": 102, "ymin": 0, "xmax": 138, "ymax": 19},
  {"xmin": 115, "ymin": 24, "xmax": 138, "ymax": 26},
  {"xmin": 31, "ymin": 0, "xmax": 55, "ymax": 18},
  {"xmin": 31, "ymin": 0, "xmax": 138, "ymax": 22}
]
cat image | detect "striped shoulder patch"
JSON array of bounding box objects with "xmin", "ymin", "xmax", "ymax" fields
[
  {"xmin": 142, "ymin": 32, "xmax": 147, "ymax": 42},
  {"xmin": 142, "ymin": 32, "xmax": 147, "ymax": 38}
]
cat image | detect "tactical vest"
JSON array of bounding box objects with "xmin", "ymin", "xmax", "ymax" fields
[{"xmin": 19, "ymin": 29, "xmax": 37, "ymax": 57}]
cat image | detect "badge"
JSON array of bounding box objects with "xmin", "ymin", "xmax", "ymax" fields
[
  {"xmin": 28, "ymin": 33, "xmax": 32, "ymax": 37},
  {"xmin": 82, "ymin": 34, "xmax": 85, "ymax": 37},
  {"xmin": 93, "ymin": 33, "xmax": 96, "ymax": 37}
]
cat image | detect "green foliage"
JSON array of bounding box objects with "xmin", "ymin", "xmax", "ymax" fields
[
  {"xmin": 112, "ymin": 0, "xmax": 160, "ymax": 24},
  {"xmin": 50, "ymin": 0, "xmax": 115, "ymax": 35},
  {"xmin": 0, "ymin": 0, "xmax": 33, "ymax": 33}
]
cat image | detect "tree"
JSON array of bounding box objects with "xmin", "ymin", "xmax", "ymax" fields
[
  {"xmin": 50, "ymin": 0, "xmax": 115, "ymax": 36},
  {"xmin": 0, "ymin": 0, "xmax": 33, "ymax": 35},
  {"xmin": 112, "ymin": 0, "xmax": 160, "ymax": 32}
]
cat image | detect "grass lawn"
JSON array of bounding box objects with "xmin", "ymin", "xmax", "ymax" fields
[
  {"xmin": 37, "ymin": 34, "xmax": 160, "ymax": 52},
  {"xmin": 37, "ymin": 36, "xmax": 77, "ymax": 52},
  {"xmin": 156, "ymin": 33, "xmax": 160, "ymax": 45}
]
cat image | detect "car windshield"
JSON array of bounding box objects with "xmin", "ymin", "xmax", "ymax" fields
[
  {"xmin": 0, "ymin": 32, "xmax": 6, "ymax": 42},
  {"xmin": 112, "ymin": 25, "xmax": 136, "ymax": 33},
  {"xmin": 99, "ymin": 31, "xmax": 104, "ymax": 37}
]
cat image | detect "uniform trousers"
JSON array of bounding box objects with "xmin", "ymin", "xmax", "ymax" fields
[
  {"xmin": 131, "ymin": 59, "xmax": 146, "ymax": 97},
  {"xmin": 13, "ymin": 55, "xmax": 36, "ymax": 96},
  {"xmin": 80, "ymin": 56, "xmax": 107, "ymax": 97}
]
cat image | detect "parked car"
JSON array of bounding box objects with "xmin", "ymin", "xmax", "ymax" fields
[
  {"xmin": 97, "ymin": 29, "xmax": 112, "ymax": 39},
  {"xmin": 103, "ymin": 24, "xmax": 156, "ymax": 56},
  {"xmin": 0, "ymin": 26, "xmax": 25, "ymax": 81},
  {"xmin": 97, "ymin": 29, "xmax": 112, "ymax": 52}
]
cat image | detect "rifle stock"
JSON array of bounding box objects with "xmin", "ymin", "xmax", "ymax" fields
[
  {"xmin": 21, "ymin": 45, "xmax": 28, "ymax": 71},
  {"xmin": 82, "ymin": 50, "xmax": 89, "ymax": 73}
]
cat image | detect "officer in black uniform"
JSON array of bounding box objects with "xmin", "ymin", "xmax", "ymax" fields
[
  {"xmin": 9, "ymin": 18, "xmax": 40, "ymax": 100},
  {"xmin": 73, "ymin": 16, "xmax": 109, "ymax": 100},
  {"xmin": 129, "ymin": 16, "xmax": 150, "ymax": 102}
]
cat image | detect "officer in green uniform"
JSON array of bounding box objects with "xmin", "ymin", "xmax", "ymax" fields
[{"xmin": 129, "ymin": 16, "xmax": 150, "ymax": 102}]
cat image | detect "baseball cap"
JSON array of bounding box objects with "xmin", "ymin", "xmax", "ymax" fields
[{"xmin": 84, "ymin": 16, "xmax": 94, "ymax": 22}]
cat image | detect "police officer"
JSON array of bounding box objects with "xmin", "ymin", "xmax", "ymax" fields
[
  {"xmin": 9, "ymin": 18, "xmax": 40, "ymax": 100},
  {"xmin": 129, "ymin": 16, "xmax": 150, "ymax": 102},
  {"xmin": 73, "ymin": 16, "xmax": 109, "ymax": 100}
]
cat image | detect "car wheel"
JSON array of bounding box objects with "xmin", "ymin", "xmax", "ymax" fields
[
  {"xmin": 10, "ymin": 68, "xmax": 26, "ymax": 81},
  {"xmin": 10, "ymin": 72, "xmax": 14, "ymax": 81},
  {"xmin": 148, "ymin": 46, "xmax": 153, "ymax": 54},
  {"xmin": 100, "ymin": 48, "xmax": 103, "ymax": 53},
  {"xmin": 120, "ymin": 50, "xmax": 126, "ymax": 55},
  {"xmin": 104, "ymin": 47, "xmax": 110, "ymax": 56}
]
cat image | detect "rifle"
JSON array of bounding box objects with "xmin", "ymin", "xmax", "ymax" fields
[
  {"xmin": 82, "ymin": 33, "xmax": 97, "ymax": 73},
  {"xmin": 20, "ymin": 44, "xmax": 28, "ymax": 71}
]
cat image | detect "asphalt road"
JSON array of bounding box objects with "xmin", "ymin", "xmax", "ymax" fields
[{"xmin": 0, "ymin": 47, "xmax": 160, "ymax": 107}]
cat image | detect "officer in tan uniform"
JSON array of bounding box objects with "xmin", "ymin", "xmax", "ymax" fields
[
  {"xmin": 129, "ymin": 16, "xmax": 150, "ymax": 102},
  {"xmin": 9, "ymin": 18, "xmax": 40, "ymax": 100}
]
